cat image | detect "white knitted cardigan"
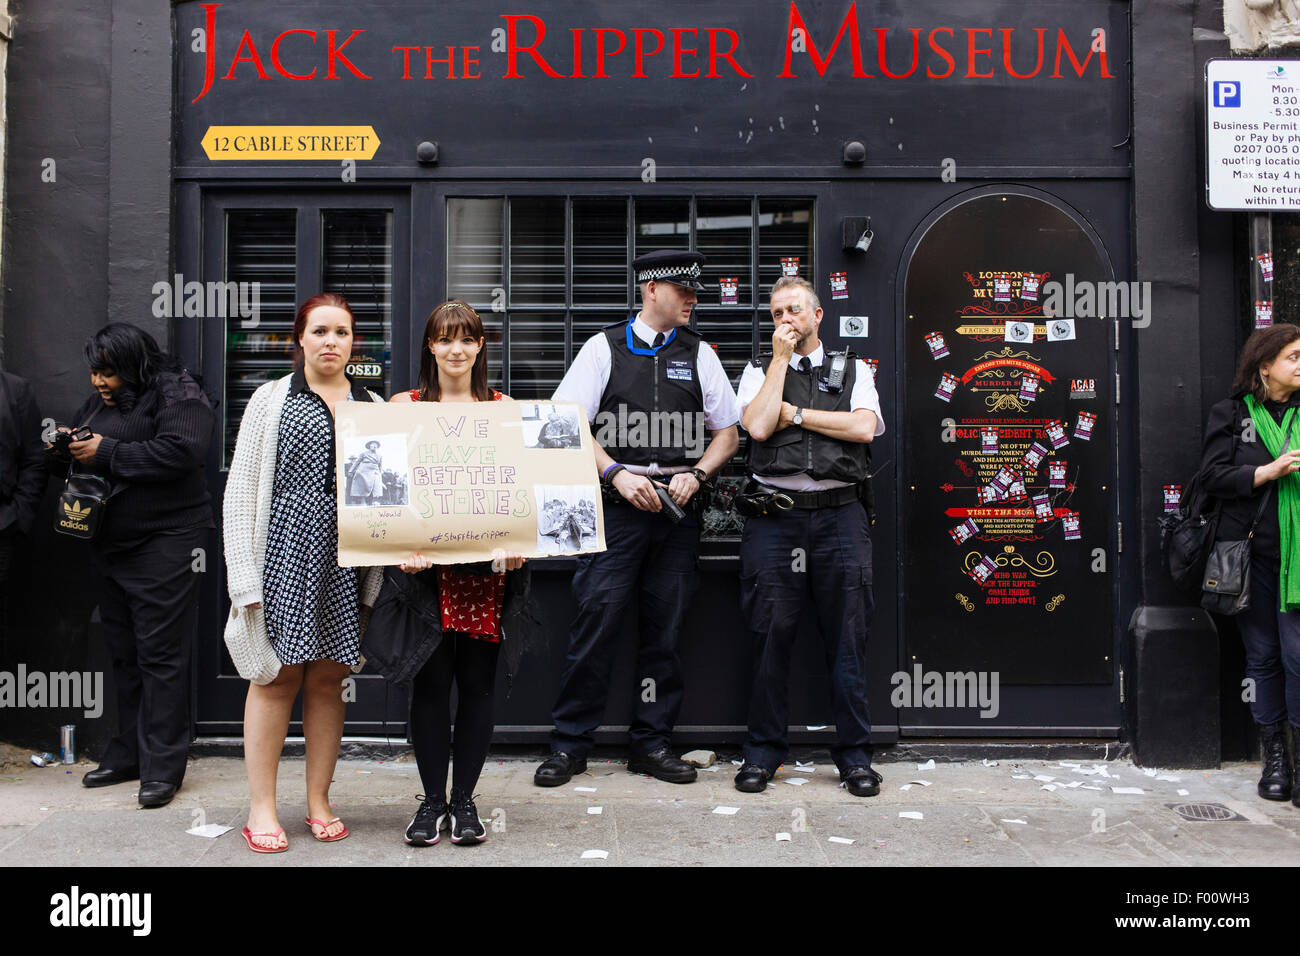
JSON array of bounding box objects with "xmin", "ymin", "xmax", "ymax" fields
[{"xmin": 223, "ymin": 373, "xmax": 384, "ymax": 610}]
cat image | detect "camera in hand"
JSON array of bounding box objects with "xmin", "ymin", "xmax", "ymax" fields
[{"xmin": 49, "ymin": 425, "xmax": 93, "ymax": 454}]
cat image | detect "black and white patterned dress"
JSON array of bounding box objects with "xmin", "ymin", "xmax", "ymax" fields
[{"xmin": 263, "ymin": 386, "xmax": 360, "ymax": 665}]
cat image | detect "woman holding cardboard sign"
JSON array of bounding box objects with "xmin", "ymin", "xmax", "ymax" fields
[
  {"xmin": 223, "ymin": 292, "xmax": 384, "ymax": 853},
  {"xmin": 379, "ymin": 300, "xmax": 529, "ymax": 847}
]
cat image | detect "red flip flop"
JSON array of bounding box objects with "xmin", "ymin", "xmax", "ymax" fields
[
  {"xmin": 304, "ymin": 816, "xmax": 349, "ymax": 842},
  {"xmin": 241, "ymin": 826, "xmax": 287, "ymax": 854}
]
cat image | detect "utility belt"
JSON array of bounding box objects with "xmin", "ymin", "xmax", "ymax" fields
[{"xmin": 734, "ymin": 477, "xmax": 874, "ymax": 523}]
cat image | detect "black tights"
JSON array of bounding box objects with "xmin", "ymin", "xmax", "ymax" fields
[{"xmin": 409, "ymin": 631, "xmax": 501, "ymax": 800}]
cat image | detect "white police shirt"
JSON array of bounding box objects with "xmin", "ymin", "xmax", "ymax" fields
[
  {"xmin": 554, "ymin": 315, "xmax": 740, "ymax": 473},
  {"xmin": 735, "ymin": 344, "xmax": 885, "ymax": 492}
]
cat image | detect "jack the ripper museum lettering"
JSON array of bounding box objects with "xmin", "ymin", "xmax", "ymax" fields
[{"xmin": 191, "ymin": 2, "xmax": 1115, "ymax": 102}]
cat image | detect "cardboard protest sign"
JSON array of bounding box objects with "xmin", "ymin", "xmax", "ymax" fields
[{"xmin": 335, "ymin": 400, "xmax": 605, "ymax": 566}]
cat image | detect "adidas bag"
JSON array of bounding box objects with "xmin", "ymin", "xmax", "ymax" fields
[{"xmin": 54, "ymin": 468, "xmax": 110, "ymax": 541}]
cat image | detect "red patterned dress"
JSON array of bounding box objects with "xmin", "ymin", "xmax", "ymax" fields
[{"xmin": 409, "ymin": 388, "xmax": 506, "ymax": 642}]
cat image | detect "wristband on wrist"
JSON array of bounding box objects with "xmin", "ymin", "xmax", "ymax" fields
[
  {"xmin": 603, "ymin": 463, "xmax": 626, "ymax": 484},
  {"xmin": 689, "ymin": 467, "xmax": 708, "ymax": 484}
]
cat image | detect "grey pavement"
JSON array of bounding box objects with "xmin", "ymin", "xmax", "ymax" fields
[{"xmin": 3, "ymin": 747, "xmax": 1299, "ymax": 866}]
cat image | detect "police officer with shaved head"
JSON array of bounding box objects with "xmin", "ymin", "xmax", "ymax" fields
[
  {"xmin": 535, "ymin": 250, "xmax": 740, "ymax": 786},
  {"xmin": 732, "ymin": 275, "xmax": 884, "ymax": 798}
]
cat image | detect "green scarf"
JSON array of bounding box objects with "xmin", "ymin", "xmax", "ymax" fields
[{"xmin": 1244, "ymin": 394, "xmax": 1300, "ymax": 611}]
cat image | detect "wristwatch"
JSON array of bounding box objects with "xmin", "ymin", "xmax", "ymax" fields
[
  {"xmin": 792, "ymin": 406, "xmax": 804, "ymax": 426},
  {"xmin": 689, "ymin": 467, "xmax": 708, "ymax": 484}
]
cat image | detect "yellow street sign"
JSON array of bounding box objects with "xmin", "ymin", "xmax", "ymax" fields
[{"xmin": 201, "ymin": 126, "xmax": 380, "ymax": 161}]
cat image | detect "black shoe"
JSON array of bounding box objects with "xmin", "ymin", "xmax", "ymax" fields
[
  {"xmin": 81, "ymin": 766, "xmax": 139, "ymax": 789},
  {"xmin": 734, "ymin": 763, "xmax": 772, "ymax": 793},
  {"xmin": 138, "ymin": 781, "xmax": 178, "ymax": 808},
  {"xmin": 449, "ymin": 791, "xmax": 486, "ymax": 845},
  {"xmin": 404, "ymin": 794, "xmax": 449, "ymax": 846},
  {"xmin": 1259, "ymin": 721, "xmax": 1293, "ymax": 801},
  {"xmin": 840, "ymin": 766, "xmax": 882, "ymax": 797},
  {"xmin": 534, "ymin": 751, "xmax": 586, "ymax": 787},
  {"xmin": 627, "ymin": 747, "xmax": 697, "ymax": 784}
]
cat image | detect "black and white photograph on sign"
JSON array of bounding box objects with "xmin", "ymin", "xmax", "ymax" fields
[
  {"xmin": 535, "ymin": 484, "xmax": 599, "ymax": 554},
  {"xmin": 342, "ymin": 433, "xmax": 409, "ymax": 508},
  {"xmin": 521, "ymin": 403, "xmax": 582, "ymax": 449}
]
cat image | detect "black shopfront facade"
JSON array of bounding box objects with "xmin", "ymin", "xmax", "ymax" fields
[{"xmin": 2, "ymin": 0, "xmax": 1242, "ymax": 765}]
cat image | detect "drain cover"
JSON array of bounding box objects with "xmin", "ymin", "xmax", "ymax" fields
[{"xmin": 1166, "ymin": 802, "xmax": 1245, "ymax": 822}]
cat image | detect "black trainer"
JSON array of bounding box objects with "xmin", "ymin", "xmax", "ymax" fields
[
  {"xmin": 449, "ymin": 791, "xmax": 486, "ymax": 845},
  {"xmin": 404, "ymin": 794, "xmax": 449, "ymax": 846},
  {"xmin": 534, "ymin": 751, "xmax": 586, "ymax": 787}
]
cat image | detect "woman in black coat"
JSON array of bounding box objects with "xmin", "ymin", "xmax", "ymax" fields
[
  {"xmin": 1201, "ymin": 323, "xmax": 1300, "ymax": 803},
  {"xmin": 49, "ymin": 323, "xmax": 215, "ymax": 808}
]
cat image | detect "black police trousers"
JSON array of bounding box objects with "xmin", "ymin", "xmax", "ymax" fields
[
  {"xmin": 739, "ymin": 499, "xmax": 874, "ymax": 774},
  {"xmin": 550, "ymin": 501, "xmax": 700, "ymax": 758}
]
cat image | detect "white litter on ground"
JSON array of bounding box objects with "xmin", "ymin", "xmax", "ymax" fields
[{"xmin": 580, "ymin": 849, "xmax": 609, "ymax": 860}]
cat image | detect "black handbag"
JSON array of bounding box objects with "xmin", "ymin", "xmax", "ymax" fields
[
  {"xmin": 54, "ymin": 465, "xmax": 111, "ymax": 540},
  {"xmin": 1200, "ymin": 428, "xmax": 1291, "ymax": 615},
  {"xmin": 1160, "ymin": 467, "xmax": 1222, "ymax": 593}
]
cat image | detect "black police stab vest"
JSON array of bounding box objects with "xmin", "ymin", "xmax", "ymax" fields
[
  {"xmin": 597, "ymin": 320, "xmax": 704, "ymax": 466},
  {"xmin": 746, "ymin": 352, "xmax": 871, "ymax": 483}
]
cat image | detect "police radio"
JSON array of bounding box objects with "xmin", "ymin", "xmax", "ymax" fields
[{"xmin": 822, "ymin": 351, "xmax": 848, "ymax": 393}]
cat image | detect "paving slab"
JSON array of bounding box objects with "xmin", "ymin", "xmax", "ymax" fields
[{"xmin": 2, "ymin": 753, "xmax": 1299, "ymax": 866}]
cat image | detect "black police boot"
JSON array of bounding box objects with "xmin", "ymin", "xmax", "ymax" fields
[
  {"xmin": 627, "ymin": 747, "xmax": 697, "ymax": 784},
  {"xmin": 534, "ymin": 751, "xmax": 586, "ymax": 787},
  {"xmin": 1258, "ymin": 721, "xmax": 1291, "ymax": 801}
]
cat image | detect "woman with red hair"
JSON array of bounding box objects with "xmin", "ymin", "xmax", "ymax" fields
[{"xmin": 223, "ymin": 292, "xmax": 384, "ymax": 852}]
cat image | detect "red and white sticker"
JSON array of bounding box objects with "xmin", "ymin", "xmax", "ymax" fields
[
  {"xmin": 969, "ymin": 554, "xmax": 998, "ymax": 584},
  {"xmin": 924, "ymin": 331, "xmax": 949, "ymax": 360},
  {"xmin": 1048, "ymin": 460, "xmax": 1068, "ymax": 490},
  {"xmin": 1163, "ymin": 484, "xmax": 1181, "ymax": 514},
  {"xmin": 934, "ymin": 372, "xmax": 959, "ymax": 402},
  {"xmin": 720, "ymin": 277, "xmax": 739, "ymax": 305},
  {"xmin": 981, "ymin": 428, "xmax": 998, "ymax": 455},
  {"xmin": 1258, "ymin": 253, "xmax": 1274, "ymax": 283},
  {"xmin": 1256, "ymin": 300, "xmax": 1274, "ymax": 329},
  {"xmin": 1045, "ymin": 419, "xmax": 1069, "ymax": 450},
  {"xmin": 1021, "ymin": 272, "xmax": 1043, "ymax": 301},
  {"xmin": 1074, "ymin": 411, "xmax": 1097, "ymax": 441},
  {"xmin": 781, "ymin": 257, "xmax": 800, "ymax": 277},
  {"xmin": 949, "ymin": 518, "xmax": 978, "ymax": 544},
  {"xmin": 993, "ymin": 274, "xmax": 1012, "ymax": 302},
  {"xmin": 1033, "ymin": 493, "xmax": 1053, "ymax": 522},
  {"xmin": 1019, "ymin": 374, "xmax": 1040, "ymax": 402},
  {"xmin": 1021, "ymin": 441, "xmax": 1048, "ymax": 473},
  {"xmin": 829, "ymin": 272, "xmax": 849, "ymax": 300},
  {"xmin": 1062, "ymin": 512, "xmax": 1081, "ymax": 541}
]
